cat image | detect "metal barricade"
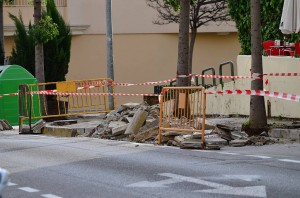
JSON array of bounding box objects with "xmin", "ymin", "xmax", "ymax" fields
[
  {"xmin": 19, "ymin": 78, "xmax": 115, "ymax": 131},
  {"xmin": 158, "ymin": 87, "xmax": 206, "ymax": 147}
]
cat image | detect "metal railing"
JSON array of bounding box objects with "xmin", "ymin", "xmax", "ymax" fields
[
  {"xmin": 19, "ymin": 78, "xmax": 115, "ymax": 132},
  {"xmin": 4, "ymin": 0, "xmax": 67, "ymax": 7}
]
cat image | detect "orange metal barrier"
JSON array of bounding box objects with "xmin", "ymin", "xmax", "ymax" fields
[
  {"xmin": 158, "ymin": 87, "xmax": 206, "ymax": 147},
  {"xmin": 19, "ymin": 78, "xmax": 115, "ymax": 132}
]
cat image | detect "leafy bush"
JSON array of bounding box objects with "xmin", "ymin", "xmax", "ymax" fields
[{"xmin": 228, "ymin": 0, "xmax": 300, "ymax": 55}]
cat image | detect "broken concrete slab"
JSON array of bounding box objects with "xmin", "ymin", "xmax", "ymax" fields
[
  {"xmin": 122, "ymin": 103, "xmax": 141, "ymax": 109},
  {"xmin": 0, "ymin": 119, "xmax": 13, "ymax": 131},
  {"xmin": 134, "ymin": 127, "xmax": 158, "ymax": 143},
  {"xmin": 112, "ymin": 124, "xmax": 128, "ymax": 136},
  {"xmin": 125, "ymin": 109, "xmax": 148, "ymax": 135},
  {"xmin": 212, "ymin": 127, "xmax": 233, "ymax": 141},
  {"xmin": 231, "ymin": 131, "xmax": 248, "ymax": 140},
  {"xmin": 139, "ymin": 118, "xmax": 159, "ymax": 132},
  {"xmin": 205, "ymin": 137, "xmax": 228, "ymax": 146},
  {"xmin": 162, "ymin": 131, "xmax": 191, "ymax": 137},
  {"xmin": 105, "ymin": 110, "xmax": 121, "ymax": 122},
  {"xmin": 31, "ymin": 120, "xmax": 46, "ymax": 134},
  {"xmin": 174, "ymin": 135, "xmax": 203, "ymax": 149},
  {"xmin": 108, "ymin": 121, "xmax": 128, "ymax": 136},
  {"xmin": 248, "ymin": 136, "xmax": 276, "ymax": 146},
  {"xmin": 230, "ymin": 139, "xmax": 249, "ymax": 147}
]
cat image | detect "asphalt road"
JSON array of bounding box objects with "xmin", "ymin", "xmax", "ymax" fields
[{"xmin": 1, "ymin": 130, "xmax": 300, "ymax": 198}]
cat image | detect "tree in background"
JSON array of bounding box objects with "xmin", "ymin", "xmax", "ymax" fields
[
  {"xmin": 147, "ymin": 0, "xmax": 229, "ymax": 74},
  {"xmin": 9, "ymin": 0, "xmax": 71, "ymax": 83},
  {"xmin": 0, "ymin": 0, "xmax": 14, "ymax": 65},
  {"xmin": 43, "ymin": 0, "xmax": 71, "ymax": 82}
]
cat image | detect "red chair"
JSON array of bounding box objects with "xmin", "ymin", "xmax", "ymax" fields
[
  {"xmin": 283, "ymin": 47, "xmax": 295, "ymax": 56},
  {"xmin": 262, "ymin": 40, "xmax": 275, "ymax": 55},
  {"xmin": 294, "ymin": 41, "xmax": 300, "ymax": 56},
  {"xmin": 262, "ymin": 40, "xmax": 283, "ymax": 56}
]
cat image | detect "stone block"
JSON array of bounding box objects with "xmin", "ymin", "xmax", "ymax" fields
[
  {"xmin": 281, "ymin": 129, "xmax": 290, "ymax": 139},
  {"xmin": 289, "ymin": 129, "xmax": 300, "ymax": 141},
  {"xmin": 269, "ymin": 128, "xmax": 282, "ymax": 138},
  {"xmin": 112, "ymin": 124, "xmax": 128, "ymax": 136},
  {"xmin": 125, "ymin": 109, "xmax": 148, "ymax": 135}
]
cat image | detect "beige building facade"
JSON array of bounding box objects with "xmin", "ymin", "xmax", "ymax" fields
[{"xmin": 4, "ymin": 0, "xmax": 241, "ymax": 105}]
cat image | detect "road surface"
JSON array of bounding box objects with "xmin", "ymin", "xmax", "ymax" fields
[{"xmin": 1, "ymin": 130, "xmax": 300, "ymax": 198}]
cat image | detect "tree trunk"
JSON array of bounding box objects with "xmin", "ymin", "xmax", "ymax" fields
[
  {"xmin": 176, "ymin": 0, "xmax": 190, "ymax": 87},
  {"xmin": 0, "ymin": 3, "xmax": 4, "ymax": 65},
  {"xmin": 35, "ymin": 44, "xmax": 45, "ymax": 83},
  {"xmin": 34, "ymin": 0, "xmax": 46, "ymax": 119},
  {"xmin": 248, "ymin": 0, "xmax": 267, "ymax": 136},
  {"xmin": 188, "ymin": 27, "xmax": 197, "ymax": 75},
  {"xmin": 34, "ymin": 0, "xmax": 45, "ymax": 83}
]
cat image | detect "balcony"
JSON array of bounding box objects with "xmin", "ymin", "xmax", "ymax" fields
[{"xmin": 4, "ymin": 0, "xmax": 67, "ymax": 7}]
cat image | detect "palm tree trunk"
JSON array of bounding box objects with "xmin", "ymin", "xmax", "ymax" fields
[{"xmin": 249, "ymin": 0, "xmax": 267, "ymax": 135}]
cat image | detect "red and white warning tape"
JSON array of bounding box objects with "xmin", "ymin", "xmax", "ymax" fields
[
  {"xmin": 29, "ymin": 89, "xmax": 300, "ymax": 103},
  {"xmin": 205, "ymin": 90, "xmax": 300, "ymax": 103},
  {"xmin": 30, "ymin": 91, "xmax": 159, "ymax": 97},
  {"xmin": 253, "ymin": 72, "xmax": 300, "ymax": 77},
  {"xmin": 76, "ymin": 72, "xmax": 300, "ymax": 90}
]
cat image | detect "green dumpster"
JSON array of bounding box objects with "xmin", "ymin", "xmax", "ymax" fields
[{"xmin": 0, "ymin": 65, "xmax": 39, "ymax": 126}]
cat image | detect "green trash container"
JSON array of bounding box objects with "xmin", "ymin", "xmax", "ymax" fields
[{"xmin": 0, "ymin": 65, "xmax": 39, "ymax": 126}]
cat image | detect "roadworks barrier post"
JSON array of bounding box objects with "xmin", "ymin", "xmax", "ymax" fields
[{"xmin": 158, "ymin": 87, "xmax": 206, "ymax": 149}]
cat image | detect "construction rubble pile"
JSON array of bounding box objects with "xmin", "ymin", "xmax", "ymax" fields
[
  {"xmin": 0, "ymin": 119, "xmax": 13, "ymax": 131},
  {"xmin": 86, "ymin": 103, "xmax": 279, "ymax": 150}
]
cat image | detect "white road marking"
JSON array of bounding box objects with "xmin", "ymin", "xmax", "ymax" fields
[
  {"xmin": 7, "ymin": 182, "xmax": 17, "ymax": 186},
  {"xmin": 42, "ymin": 194, "xmax": 64, "ymax": 198},
  {"xmin": 278, "ymin": 159, "xmax": 300, "ymax": 164},
  {"xmin": 127, "ymin": 173, "xmax": 266, "ymax": 197},
  {"xmin": 223, "ymin": 175, "xmax": 261, "ymax": 182},
  {"xmin": 19, "ymin": 187, "xmax": 40, "ymax": 193},
  {"xmin": 127, "ymin": 178, "xmax": 181, "ymax": 187},
  {"xmin": 245, "ymin": 155, "xmax": 272, "ymax": 159},
  {"xmin": 197, "ymin": 185, "xmax": 267, "ymax": 197},
  {"xmin": 217, "ymin": 152, "xmax": 240, "ymax": 155},
  {"xmin": 193, "ymin": 150, "xmax": 212, "ymax": 153}
]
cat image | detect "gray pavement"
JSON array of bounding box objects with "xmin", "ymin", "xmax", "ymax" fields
[{"xmin": 1, "ymin": 130, "xmax": 300, "ymax": 198}]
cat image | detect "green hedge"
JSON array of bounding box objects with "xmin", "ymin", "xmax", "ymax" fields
[{"xmin": 228, "ymin": 0, "xmax": 300, "ymax": 55}]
